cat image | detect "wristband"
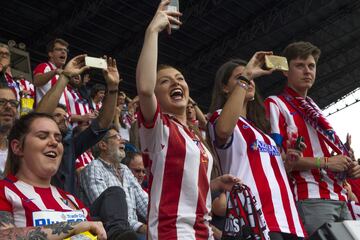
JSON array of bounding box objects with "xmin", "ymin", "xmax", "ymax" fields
[
  {"xmin": 236, "ymin": 81, "xmax": 249, "ymax": 90},
  {"xmin": 107, "ymin": 89, "xmax": 118, "ymax": 94},
  {"xmin": 236, "ymin": 75, "xmax": 251, "ymax": 85},
  {"xmin": 324, "ymin": 157, "xmax": 329, "ymax": 170},
  {"xmin": 315, "ymin": 157, "xmax": 321, "ymax": 169}
]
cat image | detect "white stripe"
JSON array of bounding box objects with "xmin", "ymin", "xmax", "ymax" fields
[
  {"xmin": 49, "ymin": 186, "xmax": 73, "ymax": 210},
  {"xmin": 14, "ymin": 181, "xmax": 47, "ymax": 210},
  {"xmin": 5, "ymin": 187, "xmax": 27, "ymax": 227}
]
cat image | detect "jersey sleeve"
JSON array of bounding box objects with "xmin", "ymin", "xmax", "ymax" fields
[
  {"xmin": 137, "ymin": 103, "xmax": 167, "ymax": 153},
  {"xmin": 264, "ymin": 97, "xmax": 287, "ymax": 149},
  {"xmin": 0, "ymin": 181, "xmax": 13, "ymax": 212},
  {"xmin": 33, "ymin": 63, "xmax": 51, "ymax": 75}
]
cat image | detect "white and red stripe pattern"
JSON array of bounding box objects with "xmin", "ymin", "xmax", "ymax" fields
[
  {"xmin": 265, "ymin": 95, "xmax": 347, "ymax": 202},
  {"xmin": 138, "ymin": 104, "xmax": 214, "ymax": 240},
  {"xmin": 208, "ymin": 110, "xmax": 306, "ymax": 237},
  {"xmin": 64, "ymin": 85, "xmax": 91, "ymax": 126},
  {"xmin": 0, "ymin": 174, "xmax": 89, "ymax": 227},
  {"xmin": 17, "ymin": 78, "xmax": 35, "ymax": 98},
  {"xmin": 348, "ymin": 201, "xmax": 360, "ymax": 220},
  {"xmin": 33, "ymin": 62, "xmax": 66, "ymax": 106},
  {"xmin": 5, "ymin": 73, "xmax": 20, "ymax": 100},
  {"xmin": 75, "ymin": 150, "xmax": 94, "ymax": 170}
]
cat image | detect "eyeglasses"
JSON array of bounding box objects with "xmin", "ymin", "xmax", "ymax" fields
[
  {"xmin": 104, "ymin": 133, "xmax": 122, "ymax": 140},
  {"xmin": 131, "ymin": 168, "xmax": 146, "ymax": 174},
  {"xmin": 53, "ymin": 47, "xmax": 69, "ymax": 53},
  {"xmin": 0, "ymin": 51, "xmax": 10, "ymax": 57},
  {"xmin": 0, "ymin": 98, "xmax": 19, "ymax": 108}
]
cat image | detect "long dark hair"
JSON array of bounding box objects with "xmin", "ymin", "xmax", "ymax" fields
[
  {"xmin": 209, "ymin": 59, "xmax": 270, "ymax": 133},
  {"xmin": 5, "ymin": 112, "xmax": 57, "ymax": 175}
]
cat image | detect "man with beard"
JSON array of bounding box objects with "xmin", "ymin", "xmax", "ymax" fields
[
  {"xmin": 0, "ymin": 85, "xmax": 18, "ymax": 178},
  {"xmin": 36, "ymin": 54, "xmax": 120, "ymax": 195},
  {"xmin": 33, "ymin": 38, "xmax": 69, "ymax": 105},
  {"xmin": 79, "ymin": 127, "xmax": 148, "ymax": 240}
]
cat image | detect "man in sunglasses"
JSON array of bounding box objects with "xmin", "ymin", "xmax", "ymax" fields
[
  {"xmin": 33, "ymin": 38, "xmax": 69, "ymax": 105},
  {"xmin": 0, "ymin": 85, "xmax": 18, "ymax": 179}
]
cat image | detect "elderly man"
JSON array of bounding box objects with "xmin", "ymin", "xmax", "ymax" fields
[{"xmin": 80, "ymin": 127, "xmax": 148, "ymax": 240}]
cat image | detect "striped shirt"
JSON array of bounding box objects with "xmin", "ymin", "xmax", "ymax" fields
[
  {"xmin": 208, "ymin": 110, "xmax": 306, "ymax": 237},
  {"xmin": 0, "ymin": 174, "xmax": 89, "ymax": 227},
  {"xmin": 138, "ymin": 105, "xmax": 214, "ymax": 240},
  {"xmin": 33, "ymin": 62, "xmax": 66, "ymax": 106},
  {"xmin": 64, "ymin": 85, "xmax": 91, "ymax": 126},
  {"xmin": 265, "ymin": 95, "xmax": 347, "ymax": 201}
]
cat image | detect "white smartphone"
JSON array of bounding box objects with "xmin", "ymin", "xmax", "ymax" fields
[
  {"xmin": 85, "ymin": 56, "xmax": 107, "ymax": 69},
  {"xmin": 166, "ymin": 0, "xmax": 180, "ymax": 30}
]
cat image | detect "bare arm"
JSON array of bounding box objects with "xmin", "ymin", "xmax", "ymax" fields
[
  {"xmin": 189, "ymin": 97, "xmax": 207, "ymax": 129},
  {"xmin": 136, "ymin": 0, "xmax": 181, "ymax": 123},
  {"xmin": 215, "ymin": 52, "xmax": 274, "ymax": 146},
  {"xmin": 35, "ymin": 55, "xmax": 89, "ymax": 114},
  {"xmin": 0, "ymin": 211, "xmax": 107, "ymax": 240},
  {"xmin": 33, "ymin": 69, "xmax": 62, "ymax": 87},
  {"xmin": 96, "ymin": 57, "xmax": 120, "ymax": 129},
  {"xmin": 291, "ymin": 155, "xmax": 352, "ymax": 172}
]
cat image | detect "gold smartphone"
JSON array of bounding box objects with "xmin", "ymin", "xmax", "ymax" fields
[{"xmin": 265, "ymin": 55, "xmax": 289, "ymax": 71}]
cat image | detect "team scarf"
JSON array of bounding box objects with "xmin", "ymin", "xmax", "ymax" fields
[
  {"xmin": 222, "ymin": 184, "xmax": 269, "ymax": 240},
  {"xmin": 282, "ymin": 87, "xmax": 349, "ymax": 179}
]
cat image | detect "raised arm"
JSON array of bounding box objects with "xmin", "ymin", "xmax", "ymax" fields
[
  {"xmin": 33, "ymin": 68, "xmax": 63, "ymax": 87},
  {"xmin": 96, "ymin": 57, "xmax": 120, "ymax": 129},
  {"xmin": 36, "ymin": 55, "xmax": 89, "ymax": 114},
  {"xmin": 136, "ymin": 0, "xmax": 181, "ymax": 122},
  {"xmin": 215, "ymin": 52, "xmax": 274, "ymax": 145},
  {"xmin": 0, "ymin": 211, "xmax": 106, "ymax": 240}
]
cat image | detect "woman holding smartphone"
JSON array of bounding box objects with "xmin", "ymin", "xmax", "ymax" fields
[
  {"xmin": 136, "ymin": 1, "xmax": 243, "ymax": 239},
  {"xmin": 207, "ymin": 58, "xmax": 307, "ymax": 239}
]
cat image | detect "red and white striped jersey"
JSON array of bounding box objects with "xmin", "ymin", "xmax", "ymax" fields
[
  {"xmin": 138, "ymin": 105, "xmax": 214, "ymax": 240},
  {"xmin": 64, "ymin": 85, "xmax": 91, "ymax": 126},
  {"xmin": 4, "ymin": 73, "xmax": 20, "ymax": 100},
  {"xmin": 208, "ymin": 110, "xmax": 306, "ymax": 237},
  {"xmin": 264, "ymin": 95, "xmax": 347, "ymax": 202},
  {"xmin": 91, "ymin": 100, "xmax": 102, "ymax": 111},
  {"xmin": 33, "ymin": 62, "xmax": 66, "ymax": 105},
  {"xmin": 17, "ymin": 78, "xmax": 35, "ymax": 98},
  {"xmin": 0, "ymin": 174, "xmax": 89, "ymax": 227},
  {"xmin": 75, "ymin": 150, "xmax": 94, "ymax": 170},
  {"xmin": 348, "ymin": 201, "xmax": 360, "ymax": 220}
]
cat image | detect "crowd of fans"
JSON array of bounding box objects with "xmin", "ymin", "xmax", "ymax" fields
[{"xmin": 0, "ymin": 1, "xmax": 360, "ymax": 239}]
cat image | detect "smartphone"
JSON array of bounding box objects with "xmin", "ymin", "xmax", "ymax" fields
[
  {"xmin": 294, "ymin": 136, "xmax": 304, "ymax": 151},
  {"xmin": 85, "ymin": 56, "xmax": 107, "ymax": 70},
  {"xmin": 265, "ymin": 55, "xmax": 289, "ymax": 71},
  {"xmin": 166, "ymin": 0, "xmax": 180, "ymax": 30}
]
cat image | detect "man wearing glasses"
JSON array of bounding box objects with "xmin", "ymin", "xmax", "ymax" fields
[
  {"xmin": 0, "ymin": 85, "xmax": 18, "ymax": 179},
  {"xmin": 33, "ymin": 38, "xmax": 69, "ymax": 105},
  {"xmin": 0, "ymin": 43, "xmax": 20, "ymax": 100}
]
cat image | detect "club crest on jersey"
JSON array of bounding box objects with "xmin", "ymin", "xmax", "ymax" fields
[
  {"xmin": 242, "ymin": 124, "xmax": 250, "ymax": 129},
  {"xmin": 250, "ymin": 140, "xmax": 280, "ymax": 156}
]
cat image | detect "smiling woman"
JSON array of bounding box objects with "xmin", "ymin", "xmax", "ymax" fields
[{"xmin": 0, "ymin": 112, "xmax": 107, "ymax": 240}]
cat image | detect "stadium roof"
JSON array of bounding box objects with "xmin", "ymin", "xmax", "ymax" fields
[{"xmin": 1, "ymin": 0, "xmax": 360, "ymax": 110}]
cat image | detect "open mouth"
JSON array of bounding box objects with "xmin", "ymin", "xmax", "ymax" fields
[
  {"xmin": 170, "ymin": 88, "xmax": 184, "ymax": 100},
  {"xmin": 59, "ymin": 55, "xmax": 66, "ymax": 61},
  {"xmin": 44, "ymin": 151, "xmax": 58, "ymax": 159}
]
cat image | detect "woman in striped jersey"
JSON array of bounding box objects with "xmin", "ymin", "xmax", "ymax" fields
[
  {"xmin": 0, "ymin": 112, "xmax": 106, "ymax": 239},
  {"xmin": 208, "ymin": 58, "xmax": 307, "ymax": 239},
  {"xmin": 136, "ymin": 1, "xmax": 241, "ymax": 239}
]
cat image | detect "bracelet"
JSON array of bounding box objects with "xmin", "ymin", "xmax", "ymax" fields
[
  {"xmin": 236, "ymin": 75, "xmax": 251, "ymax": 85},
  {"xmin": 107, "ymin": 89, "xmax": 118, "ymax": 94},
  {"xmin": 315, "ymin": 157, "xmax": 321, "ymax": 169},
  {"xmin": 324, "ymin": 157, "xmax": 329, "ymax": 170},
  {"xmin": 236, "ymin": 81, "xmax": 249, "ymax": 90}
]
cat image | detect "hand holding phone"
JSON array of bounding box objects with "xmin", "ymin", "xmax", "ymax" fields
[
  {"xmin": 85, "ymin": 56, "xmax": 108, "ymax": 70},
  {"xmin": 166, "ymin": 0, "xmax": 180, "ymax": 30}
]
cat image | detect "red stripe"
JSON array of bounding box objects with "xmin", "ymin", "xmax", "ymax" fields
[
  {"xmin": 238, "ymin": 119, "xmax": 280, "ymax": 232},
  {"xmin": 262, "ymin": 134, "xmax": 298, "ymax": 235},
  {"xmin": 157, "ymin": 122, "xmax": 186, "ymax": 239},
  {"xmin": 194, "ymin": 144, "xmax": 210, "ymax": 239}
]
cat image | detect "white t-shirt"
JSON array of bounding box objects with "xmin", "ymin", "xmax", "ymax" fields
[{"xmin": 0, "ymin": 148, "xmax": 8, "ymax": 177}]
